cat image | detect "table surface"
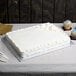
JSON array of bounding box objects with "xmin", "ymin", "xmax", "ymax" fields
[{"xmin": 1, "ymin": 23, "xmax": 76, "ymax": 72}]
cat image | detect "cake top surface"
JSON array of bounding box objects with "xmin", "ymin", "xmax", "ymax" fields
[{"xmin": 6, "ymin": 23, "xmax": 70, "ymax": 53}]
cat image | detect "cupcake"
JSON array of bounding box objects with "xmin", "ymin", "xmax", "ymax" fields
[
  {"xmin": 71, "ymin": 28, "xmax": 76, "ymax": 40},
  {"xmin": 63, "ymin": 20, "xmax": 72, "ymax": 30}
]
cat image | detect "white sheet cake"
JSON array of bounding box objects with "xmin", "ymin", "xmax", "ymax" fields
[{"xmin": 5, "ymin": 23, "xmax": 70, "ymax": 61}]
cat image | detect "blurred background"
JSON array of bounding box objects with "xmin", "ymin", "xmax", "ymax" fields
[{"xmin": 0, "ymin": 0, "xmax": 76, "ymax": 23}]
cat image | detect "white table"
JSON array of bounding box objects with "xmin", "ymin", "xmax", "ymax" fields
[{"xmin": 0, "ymin": 23, "xmax": 76, "ymax": 72}]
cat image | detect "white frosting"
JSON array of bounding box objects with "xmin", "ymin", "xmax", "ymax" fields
[
  {"xmin": 6, "ymin": 23, "xmax": 70, "ymax": 60},
  {"xmin": 64, "ymin": 20, "xmax": 72, "ymax": 26}
]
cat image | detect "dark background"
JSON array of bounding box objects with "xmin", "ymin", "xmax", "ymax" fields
[{"xmin": 0, "ymin": 0, "xmax": 76, "ymax": 23}]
